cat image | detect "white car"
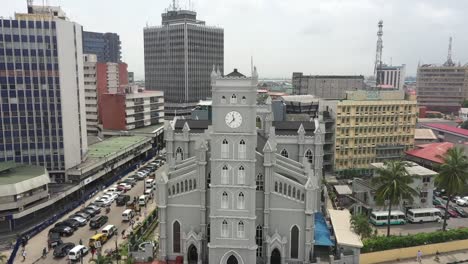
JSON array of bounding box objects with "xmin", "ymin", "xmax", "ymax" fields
[
  {"xmin": 456, "ymin": 198, "xmax": 468, "ymax": 206},
  {"xmin": 144, "ymin": 188, "xmax": 152, "ymax": 195},
  {"xmin": 70, "ymin": 216, "xmax": 88, "ymax": 226},
  {"xmin": 102, "ymin": 193, "xmax": 118, "ymax": 202},
  {"xmin": 68, "ymin": 245, "xmax": 89, "ymax": 260},
  {"xmin": 118, "ymin": 183, "xmax": 132, "ymax": 191},
  {"xmin": 94, "ymin": 198, "xmax": 112, "ymax": 207}
]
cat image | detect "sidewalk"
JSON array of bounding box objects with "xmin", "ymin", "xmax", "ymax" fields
[{"xmin": 385, "ymin": 249, "xmax": 468, "ymax": 264}]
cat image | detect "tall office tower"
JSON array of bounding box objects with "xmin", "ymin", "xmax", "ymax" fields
[
  {"xmin": 144, "ymin": 3, "xmax": 224, "ymax": 119},
  {"xmin": 292, "ymin": 72, "xmax": 365, "ymax": 98},
  {"xmin": 83, "ymin": 31, "xmax": 121, "ymax": 63},
  {"xmin": 83, "ymin": 54, "xmax": 99, "ymax": 135},
  {"xmin": 0, "ymin": 4, "xmax": 87, "ymax": 181},
  {"xmin": 417, "ymin": 38, "xmax": 468, "ymax": 113}
]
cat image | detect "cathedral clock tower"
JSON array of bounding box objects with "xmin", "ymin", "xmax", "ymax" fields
[{"xmin": 208, "ymin": 67, "xmax": 258, "ymax": 264}]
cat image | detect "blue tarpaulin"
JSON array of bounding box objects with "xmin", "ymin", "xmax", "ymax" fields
[{"xmin": 314, "ymin": 212, "xmax": 334, "ymax": 246}]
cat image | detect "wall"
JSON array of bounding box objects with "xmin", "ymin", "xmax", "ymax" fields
[
  {"xmin": 360, "ymin": 239, "xmax": 468, "ymax": 264},
  {"xmin": 100, "ymin": 94, "xmax": 126, "ymax": 130},
  {"xmin": 118, "ymin": 63, "xmax": 129, "ymax": 92},
  {"xmin": 96, "ymin": 63, "xmax": 109, "ymax": 123}
]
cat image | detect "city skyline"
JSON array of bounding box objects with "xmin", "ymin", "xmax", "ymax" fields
[{"xmin": 2, "ymin": 0, "xmax": 468, "ymax": 79}]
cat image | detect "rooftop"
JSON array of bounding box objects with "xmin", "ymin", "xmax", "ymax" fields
[
  {"xmin": 127, "ymin": 123, "xmax": 164, "ymax": 134},
  {"xmin": 328, "ymin": 209, "xmax": 363, "ymax": 248},
  {"xmin": 414, "ymin": 129, "xmax": 437, "ymax": 140},
  {"xmin": 87, "ymin": 136, "xmax": 148, "ymax": 158},
  {"xmin": 460, "ymin": 108, "xmax": 468, "ymax": 114},
  {"xmin": 225, "ymin": 68, "xmax": 246, "ymax": 78},
  {"xmin": 0, "ymin": 162, "xmax": 48, "ymax": 185},
  {"xmin": 423, "ymin": 123, "xmax": 468, "ymax": 137},
  {"xmin": 334, "ymin": 185, "xmax": 352, "ymax": 195},
  {"xmin": 405, "ymin": 142, "xmax": 454, "ymax": 164},
  {"xmin": 371, "ymin": 161, "xmax": 438, "ymax": 176}
]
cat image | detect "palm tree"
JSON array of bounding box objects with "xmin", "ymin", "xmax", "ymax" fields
[
  {"xmin": 89, "ymin": 254, "xmax": 113, "ymax": 264},
  {"xmin": 0, "ymin": 253, "xmax": 7, "ymax": 264},
  {"xmin": 350, "ymin": 214, "xmax": 373, "ymax": 239},
  {"xmin": 372, "ymin": 160, "xmax": 419, "ymax": 237},
  {"xmin": 436, "ymin": 147, "xmax": 468, "ymax": 231}
]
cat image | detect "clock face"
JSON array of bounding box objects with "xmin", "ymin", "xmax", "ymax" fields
[{"xmin": 225, "ymin": 111, "xmax": 243, "ymax": 128}]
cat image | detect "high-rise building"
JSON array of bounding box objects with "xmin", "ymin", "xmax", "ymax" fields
[
  {"xmin": 84, "ymin": 54, "xmax": 98, "ymax": 135},
  {"xmin": 144, "ymin": 5, "xmax": 224, "ymax": 119},
  {"xmin": 322, "ymin": 90, "xmax": 417, "ymax": 175},
  {"xmin": 0, "ymin": 4, "xmax": 87, "ymax": 181},
  {"xmin": 376, "ymin": 64, "xmax": 406, "ymax": 90},
  {"xmin": 292, "ymin": 72, "xmax": 365, "ymax": 98},
  {"xmin": 82, "ymin": 31, "xmax": 121, "ymax": 63}
]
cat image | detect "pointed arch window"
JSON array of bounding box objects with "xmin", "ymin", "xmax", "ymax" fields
[
  {"xmin": 221, "ymin": 96, "xmax": 226, "ymax": 104},
  {"xmin": 290, "ymin": 225, "xmax": 299, "ymax": 259},
  {"xmin": 237, "ymin": 192, "xmax": 245, "ymax": 209},
  {"xmin": 176, "ymin": 183, "xmax": 180, "ymax": 193},
  {"xmin": 221, "ymin": 220, "xmax": 229, "ymax": 237},
  {"xmin": 279, "ymin": 182, "xmax": 283, "ymax": 193},
  {"xmin": 207, "ymin": 172, "xmax": 211, "ymax": 189},
  {"xmin": 238, "ymin": 139, "xmax": 246, "ymax": 159},
  {"xmin": 221, "ymin": 192, "xmax": 228, "ymax": 209},
  {"xmin": 241, "ymin": 96, "xmax": 247, "ymax": 104},
  {"xmin": 296, "ymin": 190, "xmax": 301, "ymax": 200},
  {"xmin": 168, "ymin": 187, "xmax": 171, "ymax": 196},
  {"xmin": 256, "ymin": 174, "xmax": 264, "ymax": 191},
  {"xmin": 238, "ymin": 166, "xmax": 245, "ymax": 185},
  {"xmin": 184, "ymin": 179, "xmax": 188, "ymax": 192},
  {"xmin": 221, "ymin": 165, "xmax": 229, "ymax": 184},
  {"xmin": 221, "ymin": 139, "xmax": 229, "ymax": 159},
  {"xmin": 181, "ymin": 181, "xmax": 184, "ymax": 192},
  {"xmin": 292, "ymin": 187, "xmax": 296, "ymax": 199},
  {"xmin": 173, "ymin": 221, "xmax": 181, "ymax": 253},
  {"xmin": 176, "ymin": 147, "xmax": 184, "ymax": 161},
  {"xmin": 231, "ymin": 94, "xmax": 237, "ymax": 104},
  {"xmin": 172, "ymin": 186, "xmax": 175, "ymax": 195},
  {"xmin": 256, "ymin": 225, "xmax": 263, "ymax": 257},
  {"xmin": 193, "ymin": 179, "xmax": 196, "ymax": 189},
  {"xmin": 274, "ymin": 181, "xmax": 278, "ymax": 192},
  {"xmin": 189, "ymin": 179, "xmax": 193, "ymax": 190},
  {"xmin": 281, "ymin": 148, "xmax": 289, "ymax": 158},
  {"xmin": 237, "ymin": 221, "xmax": 245, "ymax": 238},
  {"xmin": 305, "ymin": 149, "xmax": 313, "ymax": 164},
  {"xmin": 288, "ymin": 185, "xmax": 292, "ymax": 197},
  {"xmin": 256, "ymin": 116, "xmax": 262, "ymax": 129}
]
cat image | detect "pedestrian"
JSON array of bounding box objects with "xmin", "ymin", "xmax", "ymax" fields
[
  {"xmin": 42, "ymin": 247, "xmax": 47, "ymax": 258},
  {"xmin": 21, "ymin": 249, "xmax": 26, "ymax": 261},
  {"xmin": 417, "ymin": 250, "xmax": 423, "ymax": 263},
  {"xmin": 79, "ymin": 238, "xmax": 83, "ymax": 245},
  {"xmin": 121, "ymin": 229, "xmax": 126, "ymax": 238}
]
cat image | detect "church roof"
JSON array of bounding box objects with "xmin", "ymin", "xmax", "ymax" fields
[
  {"xmin": 273, "ymin": 121, "xmax": 315, "ymax": 136},
  {"xmin": 174, "ymin": 120, "xmax": 211, "ymax": 133},
  {"xmin": 225, "ymin": 68, "xmax": 246, "ymax": 78}
]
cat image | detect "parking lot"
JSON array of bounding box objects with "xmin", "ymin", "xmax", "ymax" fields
[{"xmin": 14, "ymin": 158, "xmax": 163, "ymax": 264}]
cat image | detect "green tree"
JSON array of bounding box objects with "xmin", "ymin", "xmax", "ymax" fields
[
  {"xmin": 462, "ymin": 99, "xmax": 468, "ymax": 107},
  {"xmin": 89, "ymin": 254, "xmax": 113, "ymax": 264},
  {"xmin": 372, "ymin": 160, "xmax": 419, "ymax": 237},
  {"xmin": 350, "ymin": 214, "xmax": 373, "ymax": 239},
  {"xmin": 0, "ymin": 253, "xmax": 7, "ymax": 264},
  {"xmin": 436, "ymin": 147, "xmax": 468, "ymax": 231},
  {"xmin": 460, "ymin": 121, "xmax": 468, "ymax": 129}
]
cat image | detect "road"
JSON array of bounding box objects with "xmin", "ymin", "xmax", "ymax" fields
[{"xmin": 18, "ymin": 161, "xmax": 159, "ymax": 264}]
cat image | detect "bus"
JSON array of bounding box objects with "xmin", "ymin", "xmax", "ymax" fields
[
  {"xmin": 406, "ymin": 208, "xmax": 441, "ymax": 223},
  {"xmin": 369, "ymin": 210, "xmax": 406, "ymax": 226}
]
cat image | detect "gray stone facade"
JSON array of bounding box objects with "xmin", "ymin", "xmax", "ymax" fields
[{"xmin": 157, "ymin": 68, "xmax": 324, "ymax": 264}]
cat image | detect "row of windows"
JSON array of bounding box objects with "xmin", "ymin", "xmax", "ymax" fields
[
  {"xmin": 221, "ymin": 192, "xmax": 245, "ymax": 209},
  {"xmin": 221, "ymin": 139, "xmax": 246, "ymax": 159},
  {"xmin": 220, "ymin": 94, "xmax": 247, "ymax": 104},
  {"xmin": 274, "ymin": 181, "xmax": 305, "ymax": 202},
  {"xmin": 167, "ymin": 178, "xmax": 197, "ymax": 196}
]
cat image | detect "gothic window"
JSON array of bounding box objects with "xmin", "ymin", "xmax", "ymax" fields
[
  {"xmin": 231, "ymin": 94, "xmax": 237, "ymax": 104},
  {"xmin": 241, "ymin": 96, "xmax": 247, "ymax": 104},
  {"xmin": 221, "ymin": 165, "xmax": 229, "ymax": 184},
  {"xmin": 176, "ymin": 147, "xmax": 184, "ymax": 161},
  {"xmin": 256, "ymin": 174, "xmax": 264, "ymax": 191},
  {"xmin": 238, "ymin": 140, "xmax": 246, "ymax": 159},
  {"xmin": 207, "ymin": 224, "xmax": 210, "ymax": 243},
  {"xmin": 168, "ymin": 187, "xmax": 171, "ymax": 196},
  {"xmin": 185, "ymin": 179, "xmax": 188, "ymax": 192},
  {"xmin": 281, "ymin": 149, "xmax": 289, "ymax": 158},
  {"xmin": 296, "ymin": 190, "xmax": 300, "ymax": 200},
  {"xmin": 176, "ymin": 183, "xmax": 180, "ymax": 193},
  {"xmin": 292, "ymin": 187, "xmax": 296, "ymax": 199},
  {"xmin": 256, "ymin": 225, "xmax": 263, "ymax": 257},
  {"xmin": 207, "ymin": 172, "xmax": 211, "ymax": 189},
  {"xmin": 221, "ymin": 96, "xmax": 226, "ymax": 104},
  {"xmin": 288, "ymin": 185, "xmax": 292, "ymax": 197},
  {"xmin": 221, "ymin": 192, "xmax": 228, "ymax": 209},
  {"xmin": 256, "ymin": 116, "xmax": 262, "ymax": 129},
  {"xmin": 193, "ymin": 179, "xmax": 196, "ymax": 189},
  {"xmin": 290, "ymin": 225, "xmax": 299, "ymax": 259},
  {"xmin": 237, "ymin": 221, "xmax": 245, "ymax": 238},
  {"xmin": 189, "ymin": 179, "xmax": 193, "ymax": 190},
  {"xmin": 172, "ymin": 186, "xmax": 175, "ymax": 195},
  {"xmin": 301, "ymin": 193, "xmax": 305, "ymax": 201},
  {"xmin": 227, "ymin": 256, "xmax": 238, "ymax": 264},
  {"xmin": 238, "ymin": 192, "xmax": 245, "ymax": 209},
  {"xmin": 238, "ymin": 166, "xmax": 245, "ymax": 185},
  {"xmin": 305, "ymin": 149, "xmax": 313, "ymax": 164},
  {"xmin": 274, "ymin": 181, "xmax": 278, "ymax": 192},
  {"xmin": 283, "ymin": 184, "xmax": 287, "ymax": 195},
  {"xmin": 221, "ymin": 220, "xmax": 229, "ymax": 237},
  {"xmin": 221, "ymin": 139, "xmax": 229, "ymax": 159},
  {"xmin": 173, "ymin": 221, "xmax": 181, "ymax": 253},
  {"xmin": 279, "ymin": 182, "xmax": 283, "ymax": 193}
]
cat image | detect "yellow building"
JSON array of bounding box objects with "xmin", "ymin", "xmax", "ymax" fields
[{"xmin": 323, "ymin": 90, "xmax": 417, "ymax": 174}]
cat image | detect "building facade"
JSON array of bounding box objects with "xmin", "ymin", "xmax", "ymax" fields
[
  {"xmin": 84, "ymin": 54, "xmax": 98, "ymax": 135},
  {"xmin": 322, "ymin": 90, "xmax": 417, "ymax": 174},
  {"xmin": 144, "ymin": 8, "xmax": 224, "ymax": 119},
  {"xmin": 292, "ymin": 73, "xmax": 364, "ymax": 99},
  {"xmin": 420, "ymin": 123, "xmax": 468, "ymax": 144},
  {"xmin": 82, "ymin": 31, "xmax": 121, "ymax": 63},
  {"xmin": 376, "ymin": 64, "xmax": 406, "ymax": 90},
  {"xmin": 157, "ymin": 69, "xmax": 324, "ymax": 263},
  {"xmin": 0, "ymin": 5, "xmax": 88, "ymax": 180},
  {"xmin": 459, "ymin": 108, "xmax": 468, "ymax": 121}
]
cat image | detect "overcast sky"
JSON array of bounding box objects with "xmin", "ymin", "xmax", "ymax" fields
[{"xmin": 3, "ymin": 0, "xmax": 468, "ymax": 79}]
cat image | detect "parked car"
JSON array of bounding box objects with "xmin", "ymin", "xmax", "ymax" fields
[
  {"xmin": 138, "ymin": 241, "xmax": 156, "ymax": 251},
  {"xmin": 122, "ymin": 178, "xmax": 137, "ymax": 186},
  {"xmin": 118, "ymin": 183, "xmax": 132, "ymax": 191},
  {"xmin": 102, "ymin": 225, "xmax": 118, "ymax": 239},
  {"xmin": 53, "ymin": 242, "xmax": 75, "ymax": 258},
  {"xmin": 59, "ymin": 219, "xmax": 80, "ymax": 230},
  {"xmin": 437, "ymin": 209, "xmax": 450, "ymax": 220},
  {"xmin": 70, "ymin": 216, "xmax": 87, "ymax": 226},
  {"xmin": 133, "ymin": 173, "xmax": 145, "ymax": 181},
  {"xmin": 81, "ymin": 208, "xmax": 99, "ymax": 217},
  {"xmin": 433, "ymin": 197, "xmax": 443, "ymax": 206},
  {"xmin": 89, "ymin": 215, "xmax": 109, "ymax": 229},
  {"xmin": 49, "ymin": 226, "xmax": 74, "ymax": 236},
  {"xmin": 456, "ymin": 198, "xmax": 468, "ymax": 207},
  {"xmin": 94, "ymin": 198, "xmax": 112, "ymax": 207},
  {"xmin": 54, "ymin": 221, "xmax": 77, "ymax": 231},
  {"xmin": 144, "ymin": 188, "xmax": 152, "ymax": 195},
  {"xmin": 116, "ymin": 185, "xmax": 128, "ymax": 193},
  {"xmin": 71, "ymin": 212, "xmax": 91, "ymax": 220},
  {"xmin": 452, "ymin": 196, "xmax": 461, "ymax": 203},
  {"xmin": 48, "ymin": 232, "xmax": 62, "ymax": 248},
  {"xmin": 102, "ymin": 193, "xmax": 118, "ymax": 202},
  {"xmin": 68, "ymin": 245, "xmax": 89, "ymax": 261},
  {"xmin": 86, "ymin": 205, "xmax": 102, "ymax": 214},
  {"xmin": 436, "ymin": 205, "xmax": 459, "ymax": 218},
  {"xmin": 451, "ymin": 206, "xmax": 468, "ymax": 217},
  {"xmin": 116, "ymin": 195, "xmax": 131, "ymax": 206}
]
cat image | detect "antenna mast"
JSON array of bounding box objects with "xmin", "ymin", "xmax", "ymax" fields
[
  {"xmin": 172, "ymin": 0, "xmax": 177, "ymax": 11},
  {"xmin": 374, "ymin": 20, "xmax": 384, "ymax": 87},
  {"xmin": 444, "ymin": 37, "xmax": 455, "ymax": 66}
]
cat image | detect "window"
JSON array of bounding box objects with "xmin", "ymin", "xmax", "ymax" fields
[
  {"xmin": 288, "ymin": 185, "xmax": 292, "ymax": 197},
  {"xmin": 189, "ymin": 179, "xmax": 193, "ymax": 190},
  {"xmin": 176, "ymin": 147, "xmax": 184, "ymax": 161},
  {"xmin": 221, "ymin": 165, "xmax": 229, "ymax": 184},
  {"xmin": 256, "ymin": 225, "xmax": 263, "ymax": 257},
  {"xmin": 207, "ymin": 172, "xmax": 211, "ymax": 188},
  {"xmin": 221, "ymin": 192, "xmax": 228, "ymax": 208},
  {"xmin": 305, "ymin": 149, "xmax": 313, "ymax": 164},
  {"xmin": 231, "ymin": 94, "xmax": 237, "ymax": 104},
  {"xmin": 281, "ymin": 149, "xmax": 289, "ymax": 158},
  {"xmin": 274, "ymin": 182, "xmax": 278, "ymax": 192},
  {"xmin": 290, "ymin": 225, "xmax": 299, "ymax": 258},
  {"xmin": 173, "ymin": 221, "xmax": 181, "ymax": 253},
  {"xmin": 222, "ymin": 220, "xmax": 229, "ymax": 237},
  {"xmin": 172, "ymin": 186, "xmax": 175, "ymax": 195},
  {"xmin": 238, "ymin": 166, "xmax": 245, "ymax": 184},
  {"xmin": 422, "ymin": 177, "xmax": 430, "ymax": 183},
  {"xmin": 176, "ymin": 183, "xmax": 180, "ymax": 193},
  {"xmin": 256, "ymin": 174, "xmax": 264, "ymax": 191},
  {"xmin": 279, "ymin": 182, "xmax": 283, "ymax": 193},
  {"xmin": 256, "ymin": 116, "xmax": 262, "ymax": 129},
  {"xmin": 221, "ymin": 139, "xmax": 229, "ymax": 159},
  {"xmin": 237, "ymin": 221, "xmax": 245, "ymax": 238},
  {"xmin": 221, "ymin": 96, "xmax": 226, "ymax": 104},
  {"xmin": 241, "ymin": 96, "xmax": 246, "ymax": 104},
  {"xmin": 185, "ymin": 180, "xmax": 188, "ymax": 192},
  {"xmin": 238, "ymin": 140, "xmax": 246, "ymax": 159},
  {"xmin": 238, "ymin": 192, "xmax": 245, "ymax": 209}
]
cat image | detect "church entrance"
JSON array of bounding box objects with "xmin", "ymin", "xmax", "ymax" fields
[
  {"xmin": 187, "ymin": 244, "xmax": 198, "ymax": 264},
  {"xmin": 227, "ymin": 255, "xmax": 239, "ymax": 264},
  {"xmin": 271, "ymin": 248, "xmax": 281, "ymax": 264}
]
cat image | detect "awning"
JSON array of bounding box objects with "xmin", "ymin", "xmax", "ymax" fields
[{"xmin": 314, "ymin": 212, "xmax": 334, "ymax": 247}]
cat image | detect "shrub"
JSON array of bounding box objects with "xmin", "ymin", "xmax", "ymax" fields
[{"xmin": 362, "ymin": 228, "xmax": 468, "ymax": 253}]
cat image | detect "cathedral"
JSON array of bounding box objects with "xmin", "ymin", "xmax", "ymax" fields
[{"xmin": 156, "ymin": 67, "xmax": 324, "ymax": 264}]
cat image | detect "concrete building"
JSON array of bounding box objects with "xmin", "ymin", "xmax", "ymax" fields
[
  {"xmin": 156, "ymin": 68, "xmax": 344, "ymax": 264},
  {"xmin": 128, "ymin": 71, "xmax": 134, "ymax": 84},
  {"xmin": 0, "ymin": 5, "xmax": 88, "ymax": 181},
  {"xmin": 100, "ymin": 86, "xmax": 164, "ymax": 130},
  {"xmin": 420, "ymin": 123, "xmax": 468, "ymax": 144},
  {"xmin": 144, "ymin": 6, "xmax": 224, "ymax": 119},
  {"xmin": 84, "ymin": 54, "xmax": 99, "ymax": 135},
  {"xmin": 292, "ymin": 73, "xmax": 365, "ymax": 99},
  {"xmin": 414, "ymin": 129, "xmax": 438, "ymax": 145},
  {"xmin": 191, "ymin": 100, "xmax": 212, "ymax": 121},
  {"xmin": 322, "ymin": 90, "xmax": 417, "ymax": 174},
  {"xmin": 376, "ymin": 64, "xmax": 406, "ymax": 90},
  {"xmin": 405, "ymin": 142, "xmax": 462, "ymax": 170},
  {"xmin": 459, "ymin": 108, "xmax": 468, "ymax": 121},
  {"xmin": 82, "ymin": 31, "xmax": 121, "ymax": 63}
]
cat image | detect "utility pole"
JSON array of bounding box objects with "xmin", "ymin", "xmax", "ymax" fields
[{"xmin": 374, "ymin": 20, "xmax": 384, "ymax": 88}]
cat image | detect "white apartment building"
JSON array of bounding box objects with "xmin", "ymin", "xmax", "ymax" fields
[
  {"xmin": 377, "ymin": 64, "xmax": 406, "ymax": 90},
  {"xmin": 83, "ymin": 54, "xmax": 98, "ymax": 135}
]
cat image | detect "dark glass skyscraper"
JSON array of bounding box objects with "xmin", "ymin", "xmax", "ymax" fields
[
  {"xmin": 83, "ymin": 31, "xmax": 121, "ymax": 63},
  {"xmin": 144, "ymin": 8, "xmax": 224, "ymax": 119}
]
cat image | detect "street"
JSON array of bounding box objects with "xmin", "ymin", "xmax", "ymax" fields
[{"xmin": 16, "ymin": 160, "xmax": 160, "ymax": 264}]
